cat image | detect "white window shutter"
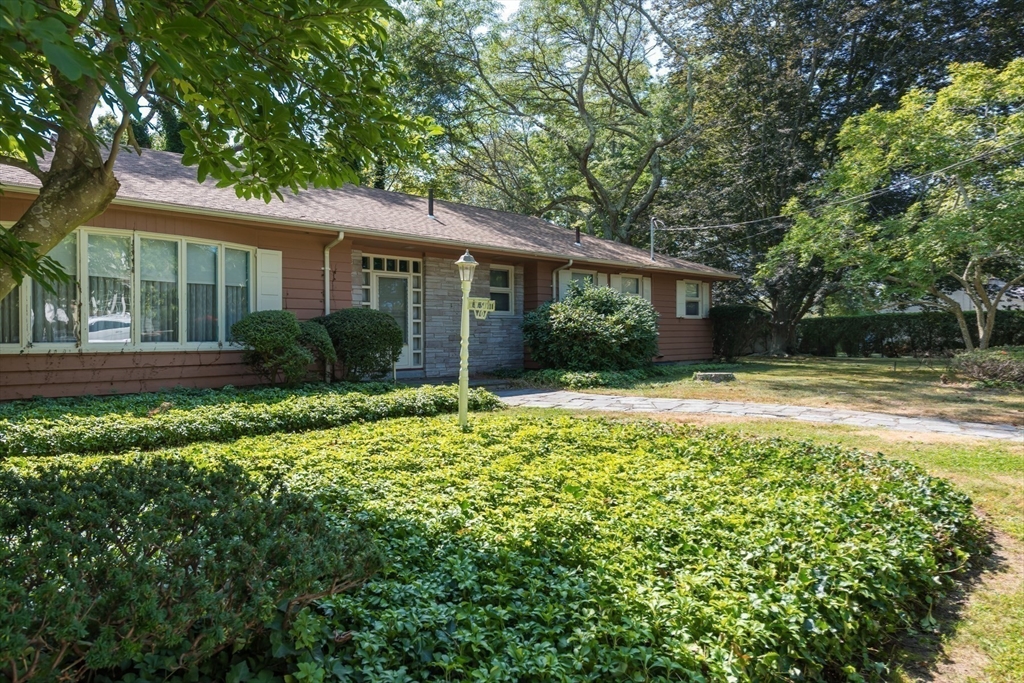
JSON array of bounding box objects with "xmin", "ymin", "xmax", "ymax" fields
[
  {"xmin": 596, "ymin": 272, "xmax": 609, "ymax": 288},
  {"xmin": 642, "ymin": 277, "xmax": 652, "ymax": 303},
  {"xmin": 675, "ymin": 280, "xmax": 685, "ymax": 317},
  {"xmin": 701, "ymin": 282, "xmax": 711, "ymax": 317},
  {"xmin": 610, "ymin": 274, "xmax": 622, "ymax": 292},
  {"xmin": 256, "ymin": 249, "xmax": 283, "ymax": 311},
  {"xmin": 557, "ymin": 269, "xmax": 571, "ymax": 300}
]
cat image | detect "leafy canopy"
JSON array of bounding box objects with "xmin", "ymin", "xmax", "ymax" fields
[
  {"xmin": 0, "ymin": 0, "xmax": 429, "ymax": 296},
  {"xmin": 0, "ymin": 0, "xmax": 427, "ymax": 198},
  {"xmin": 773, "ymin": 59, "xmax": 1024, "ymax": 348}
]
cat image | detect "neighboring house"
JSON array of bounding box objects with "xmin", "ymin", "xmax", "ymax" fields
[
  {"xmin": 0, "ymin": 151, "xmax": 736, "ymax": 400},
  {"xmin": 890, "ymin": 279, "xmax": 1024, "ymax": 313}
]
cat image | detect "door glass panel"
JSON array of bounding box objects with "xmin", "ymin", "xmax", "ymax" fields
[
  {"xmin": 377, "ymin": 276, "xmax": 408, "ymax": 344},
  {"xmin": 87, "ymin": 234, "xmax": 132, "ymax": 343}
]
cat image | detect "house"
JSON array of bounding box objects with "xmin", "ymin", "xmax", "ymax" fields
[
  {"xmin": 0, "ymin": 151, "xmax": 736, "ymax": 400},
  {"xmin": 888, "ymin": 279, "xmax": 1024, "ymax": 313}
]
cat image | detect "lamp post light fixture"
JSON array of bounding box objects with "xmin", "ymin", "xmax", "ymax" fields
[
  {"xmin": 455, "ymin": 250, "xmax": 478, "ymax": 429},
  {"xmin": 453, "ymin": 250, "xmax": 496, "ymax": 429}
]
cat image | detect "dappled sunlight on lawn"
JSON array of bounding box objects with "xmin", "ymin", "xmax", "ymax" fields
[{"xmin": 579, "ymin": 357, "xmax": 1023, "ymax": 425}]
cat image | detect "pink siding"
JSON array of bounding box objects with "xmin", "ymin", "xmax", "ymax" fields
[{"xmin": 1, "ymin": 192, "xmax": 720, "ymax": 399}]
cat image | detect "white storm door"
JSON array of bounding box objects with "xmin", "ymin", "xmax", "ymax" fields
[{"xmin": 373, "ymin": 273, "xmax": 413, "ymax": 368}]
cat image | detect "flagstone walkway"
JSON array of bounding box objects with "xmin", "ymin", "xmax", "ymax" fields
[{"xmin": 495, "ymin": 389, "xmax": 1024, "ymax": 441}]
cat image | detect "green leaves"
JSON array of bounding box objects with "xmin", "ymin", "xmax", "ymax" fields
[
  {"xmin": 775, "ymin": 59, "xmax": 1024, "ymax": 312},
  {"xmin": 0, "ymin": 384, "xmax": 503, "ymax": 457},
  {"xmin": 1, "ymin": 411, "xmax": 986, "ymax": 680}
]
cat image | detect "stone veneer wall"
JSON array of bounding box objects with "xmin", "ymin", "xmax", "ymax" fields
[{"xmin": 424, "ymin": 257, "xmax": 525, "ymax": 377}]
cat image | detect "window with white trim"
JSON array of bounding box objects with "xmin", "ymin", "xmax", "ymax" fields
[
  {"xmin": 618, "ymin": 275, "xmax": 640, "ymax": 295},
  {"xmin": 0, "ymin": 227, "xmax": 256, "ymax": 352},
  {"xmin": 489, "ymin": 266, "xmax": 513, "ymax": 314},
  {"xmin": 570, "ymin": 271, "xmax": 594, "ymax": 287},
  {"xmin": 676, "ymin": 280, "xmax": 709, "ymax": 318}
]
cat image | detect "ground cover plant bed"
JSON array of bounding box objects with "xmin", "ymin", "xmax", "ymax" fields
[
  {"xmin": 0, "ymin": 384, "xmax": 501, "ymax": 457},
  {"xmin": 10, "ymin": 414, "xmax": 984, "ymax": 682}
]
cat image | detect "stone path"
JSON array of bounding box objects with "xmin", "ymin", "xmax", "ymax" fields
[{"xmin": 496, "ymin": 389, "xmax": 1024, "ymax": 441}]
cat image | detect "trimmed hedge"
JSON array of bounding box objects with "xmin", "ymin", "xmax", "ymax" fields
[
  {"xmin": 710, "ymin": 305, "xmax": 771, "ymax": 359},
  {"xmin": 710, "ymin": 307, "xmax": 1024, "ymax": 357},
  {"xmin": 523, "ymin": 283, "xmax": 660, "ymax": 371},
  {"xmin": 0, "ymin": 455, "xmax": 379, "ymax": 682},
  {"xmin": 0, "ymin": 385, "xmax": 502, "ymax": 457},
  {"xmin": 313, "ymin": 308, "xmax": 403, "ymax": 381},
  {"xmin": 498, "ymin": 363, "xmax": 739, "ymax": 389},
  {"xmin": 231, "ymin": 311, "xmax": 315, "ymax": 385},
  {"xmin": 49, "ymin": 414, "xmax": 984, "ymax": 682},
  {"xmin": 951, "ymin": 346, "xmax": 1024, "ymax": 385}
]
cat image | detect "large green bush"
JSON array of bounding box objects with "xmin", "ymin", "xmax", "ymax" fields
[
  {"xmin": 231, "ymin": 311, "xmax": 316, "ymax": 385},
  {"xmin": 313, "ymin": 308, "xmax": 403, "ymax": 381},
  {"xmin": 0, "ymin": 455, "xmax": 379, "ymax": 682},
  {"xmin": 950, "ymin": 346, "xmax": 1024, "ymax": 385},
  {"xmin": 0, "ymin": 385, "xmax": 502, "ymax": 457},
  {"xmin": 523, "ymin": 283, "xmax": 659, "ymax": 370},
  {"xmin": 50, "ymin": 414, "xmax": 982, "ymax": 682}
]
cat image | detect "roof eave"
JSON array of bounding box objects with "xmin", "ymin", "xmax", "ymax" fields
[{"xmin": 0, "ymin": 182, "xmax": 740, "ymax": 280}]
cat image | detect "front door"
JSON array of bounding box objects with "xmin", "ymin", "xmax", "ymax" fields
[{"xmin": 374, "ymin": 273, "xmax": 413, "ymax": 368}]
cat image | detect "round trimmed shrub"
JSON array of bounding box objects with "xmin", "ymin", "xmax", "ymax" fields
[
  {"xmin": 523, "ymin": 283, "xmax": 659, "ymax": 370},
  {"xmin": 0, "ymin": 455, "xmax": 379, "ymax": 682},
  {"xmin": 313, "ymin": 308, "xmax": 403, "ymax": 381},
  {"xmin": 231, "ymin": 310, "xmax": 313, "ymax": 385},
  {"xmin": 298, "ymin": 319, "xmax": 338, "ymax": 376}
]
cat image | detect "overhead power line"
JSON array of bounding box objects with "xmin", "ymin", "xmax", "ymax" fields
[{"xmin": 654, "ymin": 136, "xmax": 1024, "ymax": 233}]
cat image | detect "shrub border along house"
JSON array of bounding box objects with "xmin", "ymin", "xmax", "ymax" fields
[{"xmin": 0, "ymin": 384, "xmax": 502, "ymax": 457}]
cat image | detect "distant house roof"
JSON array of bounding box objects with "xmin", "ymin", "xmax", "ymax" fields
[{"xmin": 1, "ymin": 150, "xmax": 736, "ymax": 279}]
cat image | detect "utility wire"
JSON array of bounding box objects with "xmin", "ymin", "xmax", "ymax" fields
[{"xmin": 655, "ymin": 136, "xmax": 1024, "ymax": 233}]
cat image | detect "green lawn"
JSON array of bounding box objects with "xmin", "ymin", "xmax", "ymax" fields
[
  {"xmin": 550, "ymin": 357, "xmax": 1024, "ymax": 425},
  {"xmin": 522, "ymin": 409, "xmax": 1023, "ymax": 683}
]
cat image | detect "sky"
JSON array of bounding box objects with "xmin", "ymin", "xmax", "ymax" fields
[{"xmin": 499, "ymin": 0, "xmax": 520, "ymax": 20}]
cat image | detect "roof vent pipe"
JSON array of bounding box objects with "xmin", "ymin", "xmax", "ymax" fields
[
  {"xmin": 575, "ymin": 224, "xmax": 581, "ymax": 247},
  {"xmin": 428, "ymin": 188, "xmax": 435, "ymax": 219}
]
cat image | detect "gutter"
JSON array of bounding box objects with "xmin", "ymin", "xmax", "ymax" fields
[
  {"xmin": 0, "ymin": 183, "xmax": 739, "ymax": 280},
  {"xmin": 552, "ymin": 260, "xmax": 573, "ymax": 301},
  {"xmin": 323, "ymin": 231, "xmax": 345, "ymax": 315}
]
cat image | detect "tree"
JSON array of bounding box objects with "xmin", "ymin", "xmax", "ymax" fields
[
  {"xmin": 391, "ymin": 0, "xmax": 693, "ymax": 242},
  {"xmin": 776, "ymin": 59, "xmax": 1024, "ymax": 351},
  {"xmin": 0, "ymin": 0, "xmax": 429, "ymax": 300},
  {"xmin": 649, "ymin": 0, "xmax": 1024, "ymax": 353}
]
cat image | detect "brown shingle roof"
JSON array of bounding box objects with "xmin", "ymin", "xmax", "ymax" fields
[{"xmin": 1, "ymin": 150, "xmax": 736, "ymax": 278}]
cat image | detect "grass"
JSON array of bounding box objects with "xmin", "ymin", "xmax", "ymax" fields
[
  {"xmin": 513, "ymin": 409, "xmax": 1023, "ymax": 683},
  {"xmin": 554, "ymin": 357, "xmax": 1024, "ymax": 425}
]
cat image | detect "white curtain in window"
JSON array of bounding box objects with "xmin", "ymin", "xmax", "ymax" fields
[
  {"xmin": 87, "ymin": 234, "xmax": 132, "ymax": 343},
  {"xmin": 140, "ymin": 238, "xmax": 178, "ymax": 343},
  {"xmin": 187, "ymin": 243, "xmax": 218, "ymax": 342},
  {"xmin": 0, "ymin": 286, "xmax": 18, "ymax": 344},
  {"xmin": 32, "ymin": 233, "xmax": 79, "ymax": 344},
  {"xmin": 224, "ymin": 248, "xmax": 249, "ymax": 341}
]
